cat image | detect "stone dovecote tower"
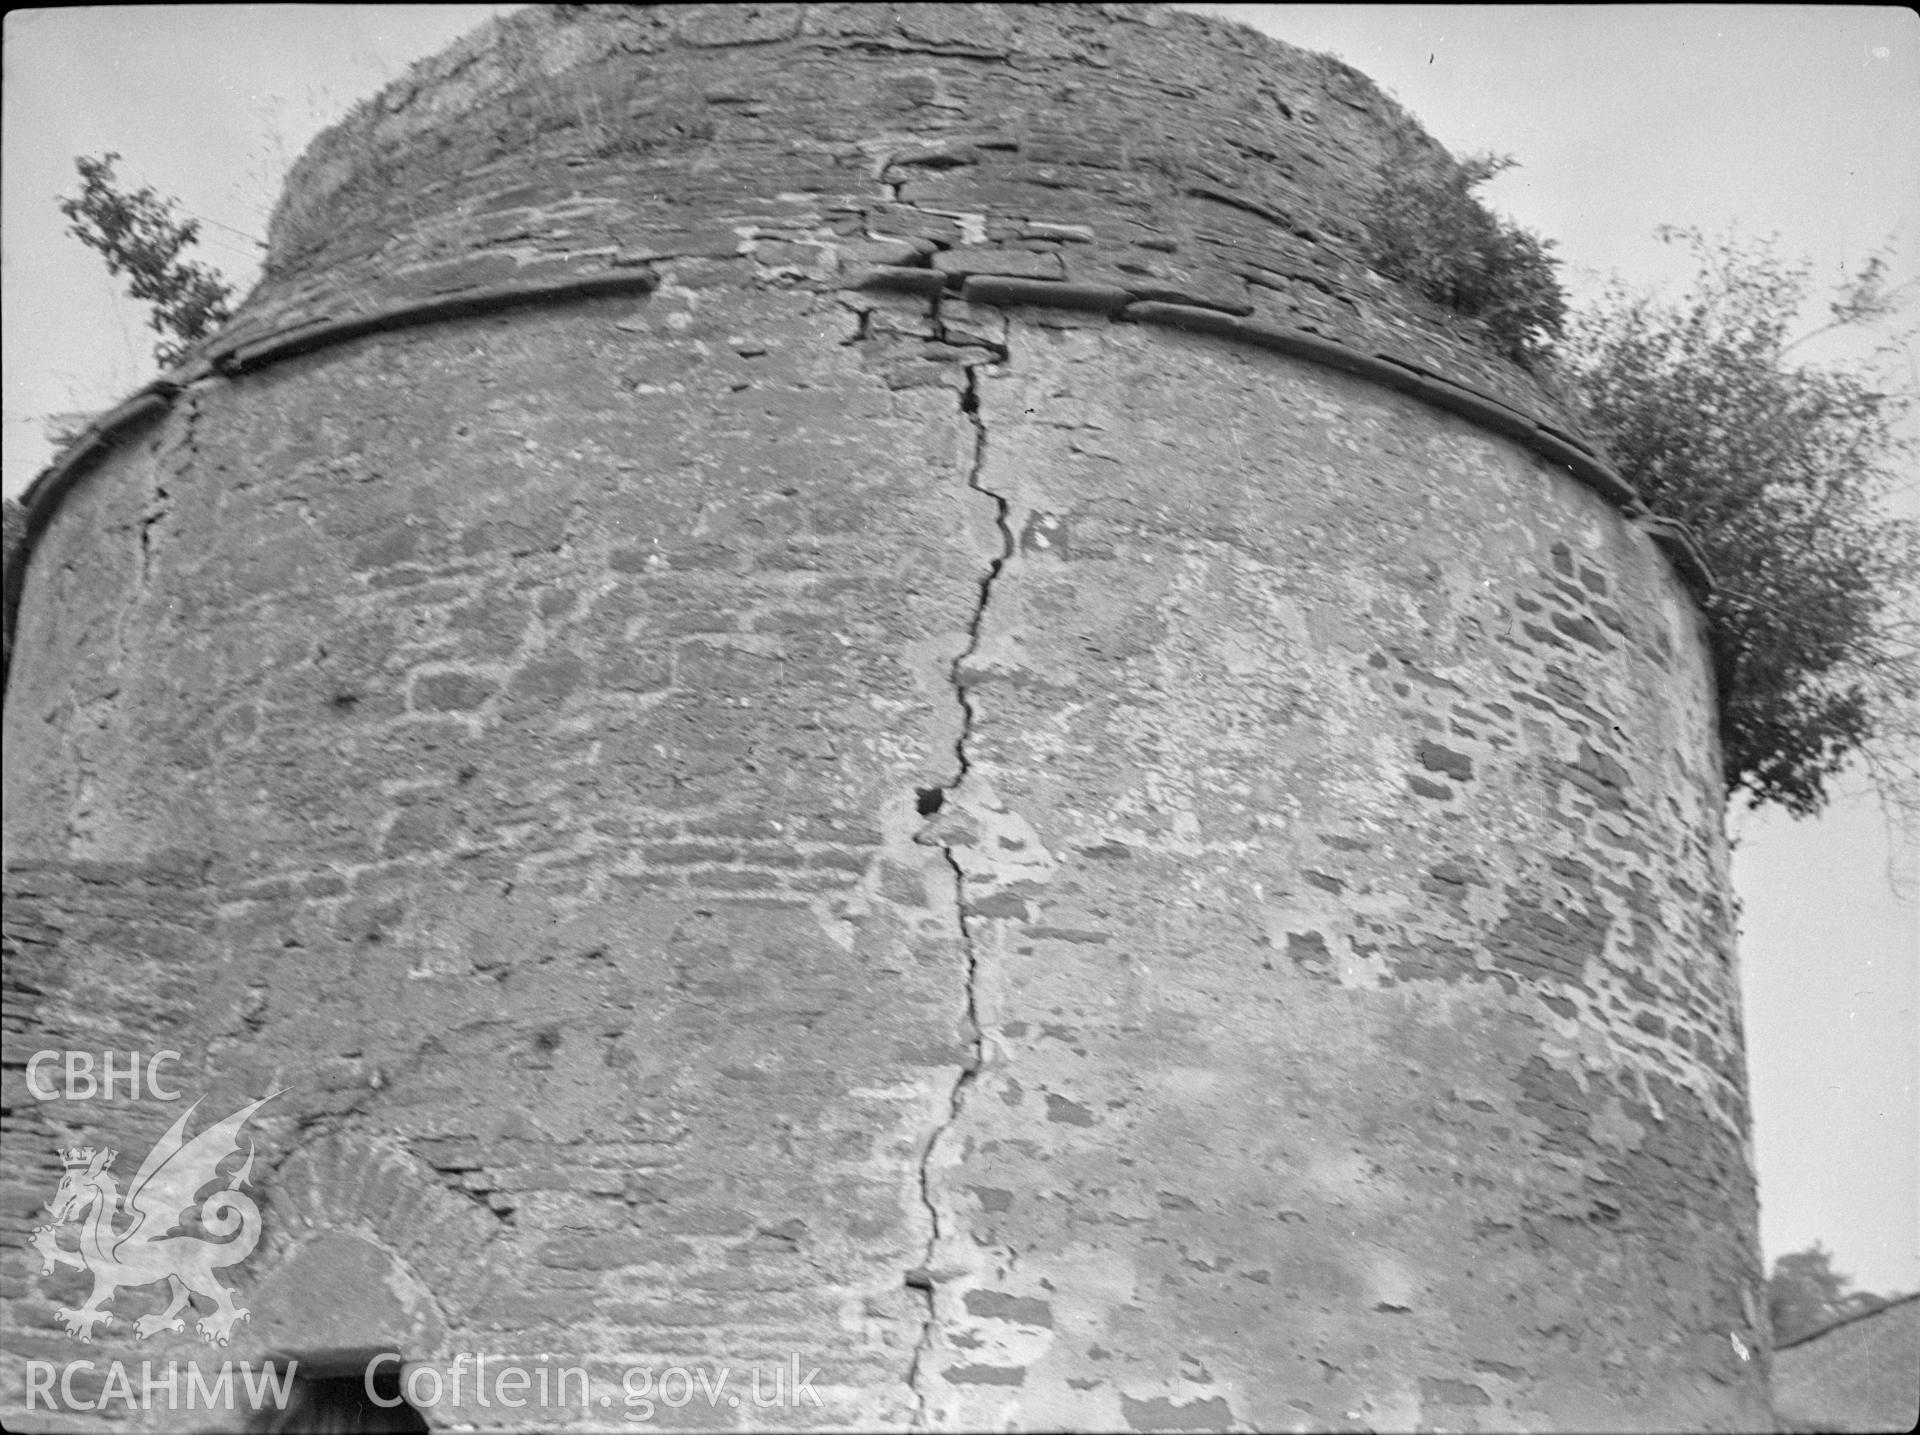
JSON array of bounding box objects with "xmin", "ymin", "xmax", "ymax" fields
[{"xmin": 2, "ymin": 5, "xmax": 1771, "ymax": 1430}]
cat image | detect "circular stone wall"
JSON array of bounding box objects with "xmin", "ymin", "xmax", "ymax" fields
[{"xmin": 2, "ymin": 5, "xmax": 1768, "ymax": 1431}]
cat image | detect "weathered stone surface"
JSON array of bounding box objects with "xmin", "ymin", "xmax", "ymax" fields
[
  {"xmin": 1, "ymin": 5, "xmax": 1766, "ymax": 1432},
  {"xmin": 907, "ymin": 321, "xmax": 1759, "ymax": 1431},
  {"xmin": 179, "ymin": 0, "xmax": 1584, "ymax": 423}
]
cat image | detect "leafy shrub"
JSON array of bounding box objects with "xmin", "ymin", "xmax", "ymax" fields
[
  {"xmin": 1365, "ymin": 148, "xmax": 1567, "ymax": 367},
  {"xmin": 59, "ymin": 154, "xmax": 235, "ymax": 367},
  {"xmin": 1560, "ymin": 228, "xmax": 1918, "ymax": 817}
]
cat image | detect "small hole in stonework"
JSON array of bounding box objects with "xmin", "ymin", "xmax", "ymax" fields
[
  {"xmin": 915, "ymin": 787, "xmax": 945, "ymax": 816},
  {"xmin": 903, "ymin": 151, "xmax": 973, "ymax": 171},
  {"xmin": 330, "ymin": 693, "xmax": 358, "ymax": 711}
]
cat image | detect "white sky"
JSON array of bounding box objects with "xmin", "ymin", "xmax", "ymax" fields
[{"xmin": 3, "ymin": 4, "xmax": 1917, "ymax": 1294}]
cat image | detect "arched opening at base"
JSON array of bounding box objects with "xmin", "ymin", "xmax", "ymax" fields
[{"xmin": 247, "ymin": 1347, "xmax": 429, "ymax": 1434}]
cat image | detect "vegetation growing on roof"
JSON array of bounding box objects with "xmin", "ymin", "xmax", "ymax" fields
[
  {"xmin": 1363, "ymin": 146, "xmax": 1567, "ymax": 368},
  {"xmin": 1559, "ymin": 228, "xmax": 1918, "ymax": 819},
  {"xmin": 59, "ymin": 154, "xmax": 236, "ymax": 368},
  {"xmin": 1365, "ymin": 144, "xmax": 1916, "ymax": 820}
]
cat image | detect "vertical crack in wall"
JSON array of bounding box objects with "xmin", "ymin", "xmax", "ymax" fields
[
  {"xmin": 84, "ymin": 383, "xmax": 207, "ymax": 847},
  {"xmin": 138, "ymin": 384, "xmax": 205, "ymax": 587},
  {"xmin": 906, "ymin": 308, "xmax": 1012, "ymax": 1427}
]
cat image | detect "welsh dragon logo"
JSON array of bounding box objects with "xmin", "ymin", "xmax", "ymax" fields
[{"xmin": 31, "ymin": 1092, "xmax": 280, "ymax": 1345}]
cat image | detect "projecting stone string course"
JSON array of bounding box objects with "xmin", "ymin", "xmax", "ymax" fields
[
  {"xmin": 13, "ymin": 262, "xmax": 1715, "ymax": 656},
  {"xmin": 3, "ymin": 5, "xmax": 1767, "ymax": 1432}
]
